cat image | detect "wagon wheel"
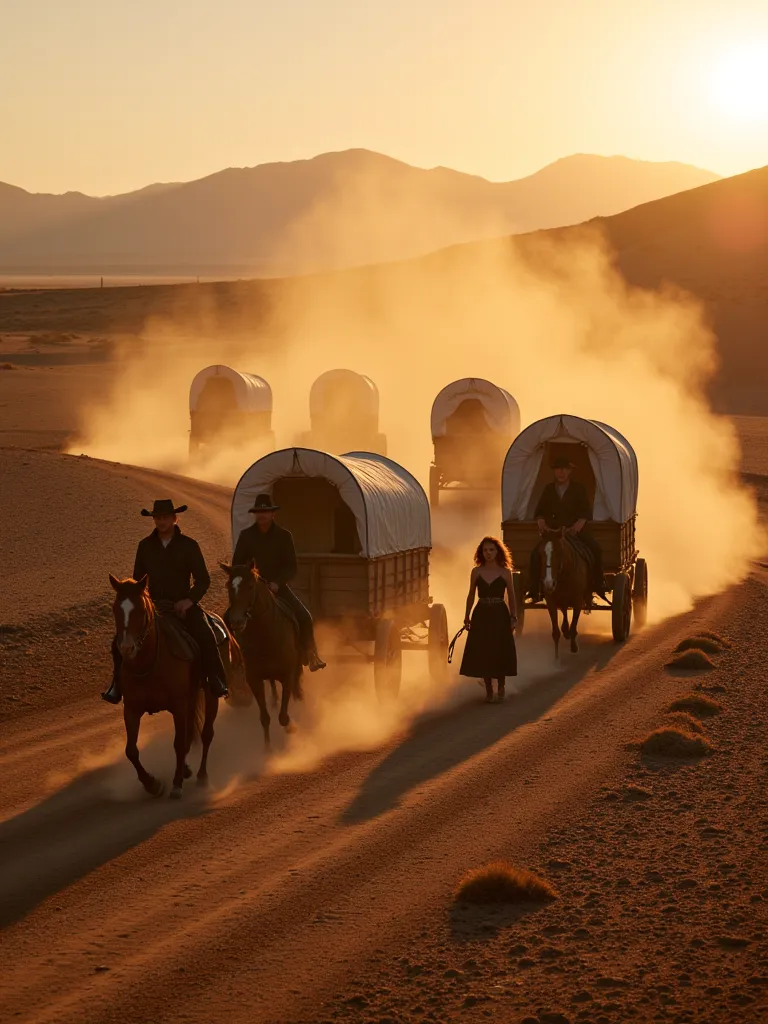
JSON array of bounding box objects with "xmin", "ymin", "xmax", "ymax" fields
[
  {"xmin": 374, "ymin": 619, "xmax": 402, "ymax": 701},
  {"xmin": 429, "ymin": 465, "xmax": 440, "ymax": 508},
  {"xmin": 611, "ymin": 572, "xmax": 632, "ymax": 642},
  {"xmin": 512, "ymin": 573, "xmax": 526, "ymax": 635},
  {"xmin": 428, "ymin": 603, "xmax": 449, "ymax": 684},
  {"xmin": 632, "ymin": 558, "xmax": 648, "ymax": 629}
]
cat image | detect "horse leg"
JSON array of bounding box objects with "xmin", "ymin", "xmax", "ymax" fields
[
  {"xmin": 170, "ymin": 705, "xmax": 188, "ymax": 799},
  {"xmin": 570, "ymin": 605, "xmax": 582, "ymax": 654},
  {"xmin": 253, "ymin": 676, "xmax": 271, "ymax": 751},
  {"xmin": 124, "ymin": 704, "xmax": 163, "ymax": 797},
  {"xmin": 197, "ymin": 690, "xmax": 218, "ymax": 787},
  {"xmin": 561, "ymin": 610, "xmax": 571, "ymax": 639},
  {"xmin": 269, "ymin": 679, "xmax": 278, "ymax": 708},
  {"xmin": 546, "ymin": 600, "xmax": 561, "ymax": 660},
  {"xmin": 278, "ymin": 678, "xmax": 292, "ymax": 730}
]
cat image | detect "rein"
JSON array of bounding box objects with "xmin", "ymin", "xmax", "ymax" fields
[{"xmin": 447, "ymin": 626, "xmax": 466, "ymax": 664}]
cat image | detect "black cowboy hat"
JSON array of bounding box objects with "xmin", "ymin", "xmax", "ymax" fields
[
  {"xmin": 551, "ymin": 456, "xmax": 577, "ymax": 469},
  {"xmin": 248, "ymin": 492, "xmax": 280, "ymax": 513},
  {"xmin": 140, "ymin": 498, "xmax": 188, "ymax": 517}
]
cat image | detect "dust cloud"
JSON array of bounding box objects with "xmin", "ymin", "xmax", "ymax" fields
[{"xmin": 69, "ymin": 204, "xmax": 762, "ymax": 777}]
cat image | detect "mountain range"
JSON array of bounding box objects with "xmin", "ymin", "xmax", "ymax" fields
[{"xmin": 0, "ymin": 149, "xmax": 719, "ymax": 276}]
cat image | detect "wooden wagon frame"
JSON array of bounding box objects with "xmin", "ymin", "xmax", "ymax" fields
[
  {"xmin": 500, "ymin": 415, "xmax": 648, "ymax": 642},
  {"xmin": 231, "ymin": 448, "xmax": 449, "ymax": 697}
]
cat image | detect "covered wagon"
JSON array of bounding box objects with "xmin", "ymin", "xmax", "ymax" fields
[
  {"xmin": 501, "ymin": 414, "xmax": 647, "ymax": 641},
  {"xmin": 299, "ymin": 369, "xmax": 387, "ymax": 456},
  {"xmin": 231, "ymin": 447, "xmax": 448, "ymax": 697},
  {"xmin": 429, "ymin": 378, "xmax": 521, "ymax": 506},
  {"xmin": 189, "ymin": 364, "xmax": 274, "ymax": 457}
]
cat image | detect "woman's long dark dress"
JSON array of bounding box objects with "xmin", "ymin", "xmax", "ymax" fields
[{"xmin": 460, "ymin": 575, "xmax": 518, "ymax": 679}]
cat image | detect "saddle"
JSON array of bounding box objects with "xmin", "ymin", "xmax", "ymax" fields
[
  {"xmin": 155, "ymin": 609, "xmax": 231, "ymax": 663},
  {"xmin": 273, "ymin": 597, "xmax": 300, "ymax": 640},
  {"xmin": 206, "ymin": 611, "xmax": 230, "ymax": 646},
  {"xmin": 158, "ymin": 614, "xmax": 199, "ymax": 663}
]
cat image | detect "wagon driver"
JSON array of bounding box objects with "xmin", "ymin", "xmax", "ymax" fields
[
  {"xmin": 528, "ymin": 457, "xmax": 606, "ymax": 602},
  {"xmin": 233, "ymin": 493, "xmax": 326, "ymax": 672},
  {"xmin": 102, "ymin": 499, "xmax": 229, "ymax": 704}
]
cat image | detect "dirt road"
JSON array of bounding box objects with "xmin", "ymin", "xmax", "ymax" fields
[{"xmin": 1, "ymin": 450, "xmax": 765, "ymax": 1024}]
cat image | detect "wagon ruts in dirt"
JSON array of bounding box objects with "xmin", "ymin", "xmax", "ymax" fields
[
  {"xmin": 231, "ymin": 447, "xmax": 449, "ymax": 699},
  {"xmin": 500, "ymin": 415, "xmax": 648, "ymax": 643},
  {"xmin": 298, "ymin": 369, "xmax": 387, "ymax": 457},
  {"xmin": 429, "ymin": 378, "xmax": 520, "ymax": 507},
  {"xmin": 189, "ymin": 364, "xmax": 275, "ymax": 458}
]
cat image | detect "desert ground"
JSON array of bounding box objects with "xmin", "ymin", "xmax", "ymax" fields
[{"xmin": 1, "ymin": 339, "xmax": 767, "ymax": 1023}]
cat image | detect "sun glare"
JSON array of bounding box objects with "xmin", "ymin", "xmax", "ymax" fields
[{"xmin": 710, "ymin": 43, "xmax": 768, "ymax": 121}]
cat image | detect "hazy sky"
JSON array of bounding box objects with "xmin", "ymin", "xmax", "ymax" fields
[{"xmin": 3, "ymin": 0, "xmax": 768, "ymax": 195}]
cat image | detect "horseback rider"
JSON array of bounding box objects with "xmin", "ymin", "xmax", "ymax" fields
[
  {"xmin": 232, "ymin": 493, "xmax": 326, "ymax": 672},
  {"xmin": 101, "ymin": 499, "xmax": 229, "ymax": 704},
  {"xmin": 527, "ymin": 457, "xmax": 606, "ymax": 602}
]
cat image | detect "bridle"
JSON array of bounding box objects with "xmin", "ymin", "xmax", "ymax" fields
[
  {"xmin": 116, "ymin": 594, "xmax": 158, "ymax": 675},
  {"xmin": 229, "ymin": 574, "xmax": 271, "ymax": 634}
]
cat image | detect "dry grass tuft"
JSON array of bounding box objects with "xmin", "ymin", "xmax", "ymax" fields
[
  {"xmin": 675, "ymin": 630, "xmax": 729, "ymax": 655},
  {"xmin": 668, "ymin": 693, "xmax": 721, "ymax": 718},
  {"xmin": 639, "ymin": 727, "xmax": 712, "ymax": 758},
  {"xmin": 666, "ymin": 649, "xmax": 715, "ymax": 671},
  {"xmin": 455, "ymin": 862, "xmax": 557, "ymax": 905},
  {"xmin": 666, "ymin": 711, "xmax": 707, "ymax": 735}
]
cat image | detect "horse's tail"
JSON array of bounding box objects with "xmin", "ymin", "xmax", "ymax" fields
[{"xmin": 225, "ymin": 634, "xmax": 253, "ymax": 708}]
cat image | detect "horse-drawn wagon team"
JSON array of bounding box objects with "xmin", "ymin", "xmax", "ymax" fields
[{"xmin": 106, "ymin": 368, "xmax": 648, "ymax": 797}]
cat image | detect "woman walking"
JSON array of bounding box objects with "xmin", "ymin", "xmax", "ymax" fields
[{"xmin": 460, "ymin": 536, "xmax": 518, "ymax": 703}]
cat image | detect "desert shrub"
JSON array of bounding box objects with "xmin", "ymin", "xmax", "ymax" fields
[
  {"xmin": 639, "ymin": 727, "xmax": 712, "ymax": 758},
  {"xmin": 666, "ymin": 649, "xmax": 715, "ymax": 671},
  {"xmin": 668, "ymin": 693, "xmax": 721, "ymax": 718},
  {"xmin": 455, "ymin": 862, "xmax": 557, "ymax": 905},
  {"xmin": 674, "ymin": 635, "xmax": 728, "ymax": 655},
  {"xmin": 666, "ymin": 711, "xmax": 707, "ymax": 735}
]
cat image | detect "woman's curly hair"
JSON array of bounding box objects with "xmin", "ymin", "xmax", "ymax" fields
[{"xmin": 473, "ymin": 536, "xmax": 513, "ymax": 568}]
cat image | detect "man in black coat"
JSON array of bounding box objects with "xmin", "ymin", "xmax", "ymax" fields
[
  {"xmin": 528, "ymin": 458, "xmax": 606, "ymax": 601},
  {"xmin": 101, "ymin": 499, "xmax": 229, "ymax": 704},
  {"xmin": 232, "ymin": 493, "xmax": 326, "ymax": 671}
]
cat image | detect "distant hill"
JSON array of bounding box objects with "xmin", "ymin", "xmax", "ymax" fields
[
  {"xmin": 0, "ymin": 150, "xmax": 718, "ymax": 275},
  {"xmin": 2, "ymin": 163, "xmax": 764, "ymax": 415}
]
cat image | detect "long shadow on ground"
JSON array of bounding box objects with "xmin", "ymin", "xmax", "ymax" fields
[
  {"xmin": 341, "ymin": 633, "xmax": 619, "ymax": 825},
  {"xmin": 0, "ymin": 760, "xmax": 212, "ymax": 929}
]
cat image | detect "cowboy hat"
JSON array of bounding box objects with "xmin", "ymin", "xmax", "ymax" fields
[
  {"xmin": 248, "ymin": 493, "xmax": 280, "ymax": 513},
  {"xmin": 140, "ymin": 498, "xmax": 188, "ymax": 517},
  {"xmin": 551, "ymin": 456, "xmax": 577, "ymax": 469}
]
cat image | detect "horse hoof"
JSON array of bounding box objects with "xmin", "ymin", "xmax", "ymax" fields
[
  {"xmin": 146, "ymin": 778, "xmax": 164, "ymax": 798},
  {"xmin": 169, "ymin": 786, "xmax": 183, "ymax": 800},
  {"xmin": 183, "ymin": 764, "xmax": 193, "ymax": 779},
  {"xmin": 196, "ymin": 774, "xmax": 209, "ymax": 788},
  {"xmin": 283, "ymin": 720, "xmax": 297, "ymax": 734},
  {"xmin": 571, "ymin": 643, "xmax": 579, "ymax": 654}
]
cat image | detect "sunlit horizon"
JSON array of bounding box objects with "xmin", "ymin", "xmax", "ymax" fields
[{"xmin": 2, "ymin": 0, "xmax": 768, "ymax": 195}]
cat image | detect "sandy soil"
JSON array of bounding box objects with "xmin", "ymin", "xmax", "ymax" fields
[{"xmin": 1, "ymin": 441, "xmax": 767, "ymax": 1023}]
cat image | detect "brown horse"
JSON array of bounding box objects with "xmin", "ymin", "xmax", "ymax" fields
[
  {"xmin": 536, "ymin": 528, "xmax": 591, "ymax": 659},
  {"xmin": 220, "ymin": 561, "xmax": 303, "ymax": 750},
  {"xmin": 109, "ymin": 574, "xmax": 226, "ymax": 798}
]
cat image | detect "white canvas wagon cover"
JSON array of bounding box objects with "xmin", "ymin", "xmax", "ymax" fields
[
  {"xmin": 431, "ymin": 378, "xmax": 521, "ymax": 439},
  {"xmin": 231, "ymin": 448, "xmax": 431, "ymax": 559},
  {"xmin": 189, "ymin": 365, "xmax": 272, "ymax": 413},
  {"xmin": 309, "ymin": 369, "xmax": 379, "ymax": 418},
  {"xmin": 502, "ymin": 414, "xmax": 638, "ymax": 523}
]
